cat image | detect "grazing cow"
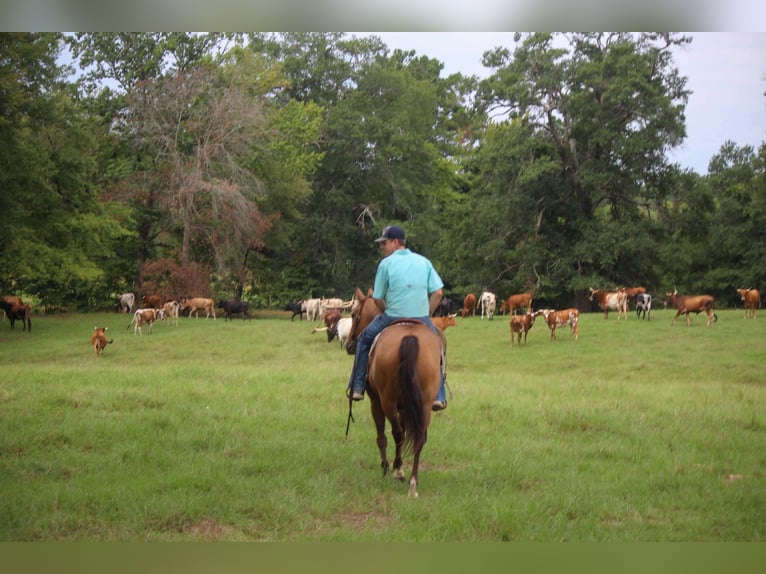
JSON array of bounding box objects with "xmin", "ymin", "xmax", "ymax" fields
[
  {"xmin": 303, "ymin": 298, "xmax": 322, "ymax": 322},
  {"xmin": 218, "ymin": 299, "xmax": 251, "ymax": 321},
  {"xmin": 129, "ymin": 308, "xmax": 163, "ymax": 335},
  {"xmin": 666, "ymin": 290, "xmax": 717, "ymax": 326},
  {"xmin": 141, "ymin": 294, "xmax": 161, "ymax": 309},
  {"xmin": 116, "ymin": 292, "xmax": 135, "ymax": 314},
  {"xmin": 162, "ymin": 300, "xmax": 180, "ymax": 326},
  {"xmin": 432, "ymin": 313, "xmax": 457, "ymax": 331},
  {"xmin": 284, "ymin": 301, "xmax": 305, "ymax": 321},
  {"xmin": 635, "ymin": 293, "xmax": 652, "ymax": 320},
  {"xmin": 479, "ymin": 291, "xmax": 497, "ymax": 320},
  {"xmin": 588, "ymin": 288, "xmax": 628, "ymax": 320},
  {"xmin": 461, "ymin": 293, "xmax": 477, "ymax": 318},
  {"xmin": 538, "ymin": 308, "xmax": 580, "ymax": 341},
  {"xmin": 509, "ymin": 311, "xmax": 536, "ymax": 346},
  {"xmin": 180, "ymin": 297, "xmax": 216, "ymax": 319},
  {"xmin": 91, "ymin": 326, "xmax": 113, "ymax": 356},
  {"xmin": 1, "ymin": 295, "xmax": 31, "ymax": 332},
  {"xmin": 737, "ymin": 288, "xmax": 761, "ymax": 319},
  {"xmin": 500, "ymin": 292, "xmax": 534, "ymax": 316}
]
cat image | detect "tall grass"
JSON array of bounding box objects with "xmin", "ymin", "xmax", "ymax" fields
[{"xmin": 0, "ymin": 309, "xmax": 763, "ymax": 540}]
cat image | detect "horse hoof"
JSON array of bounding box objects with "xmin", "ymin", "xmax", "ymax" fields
[{"xmin": 394, "ymin": 468, "xmax": 405, "ymax": 481}]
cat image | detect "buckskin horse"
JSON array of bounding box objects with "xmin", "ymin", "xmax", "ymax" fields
[{"xmin": 345, "ymin": 287, "xmax": 443, "ymax": 498}]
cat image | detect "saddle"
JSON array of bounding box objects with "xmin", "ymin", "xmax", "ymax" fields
[{"xmin": 369, "ymin": 318, "xmax": 447, "ymax": 375}]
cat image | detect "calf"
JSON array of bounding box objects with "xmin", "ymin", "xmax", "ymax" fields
[
  {"xmin": 666, "ymin": 290, "xmax": 717, "ymax": 326},
  {"xmin": 218, "ymin": 299, "xmax": 251, "ymax": 321},
  {"xmin": 1, "ymin": 295, "xmax": 31, "ymax": 332},
  {"xmin": 737, "ymin": 288, "xmax": 761, "ymax": 319},
  {"xmin": 635, "ymin": 293, "xmax": 652, "ymax": 320},
  {"xmin": 432, "ymin": 313, "xmax": 457, "ymax": 331},
  {"xmin": 91, "ymin": 326, "xmax": 113, "ymax": 356},
  {"xmin": 509, "ymin": 311, "xmax": 536, "ymax": 346},
  {"xmin": 180, "ymin": 297, "xmax": 216, "ymax": 319},
  {"xmin": 539, "ymin": 308, "xmax": 579, "ymax": 341},
  {"xmin": 129, "ymin": 308, "xmax": 163, "ymax": 335}
]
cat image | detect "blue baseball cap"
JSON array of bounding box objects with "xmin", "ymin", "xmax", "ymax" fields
[{"xmin": 375, "ymin": 225, "xmax": 406, "ymax": 243}]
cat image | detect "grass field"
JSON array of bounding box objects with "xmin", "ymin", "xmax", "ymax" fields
[{"xmin": 0, "ymin": 307, "xmax": 764, "ymax": 541}]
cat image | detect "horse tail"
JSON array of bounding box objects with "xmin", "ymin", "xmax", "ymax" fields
[{"xmin": 398, "ymin": 335, "xmax": 424, "ymax": 453}]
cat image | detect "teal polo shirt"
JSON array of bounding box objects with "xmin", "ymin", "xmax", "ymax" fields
[{"xmin": 373, "ymin": 248, "xmax": 443, "ymax": 318}]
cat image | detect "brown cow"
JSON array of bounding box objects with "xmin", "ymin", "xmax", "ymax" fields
[
  {"xmin": 737, "ymin": 288, "xmax": 761, "ymax": 319},
  {"xmin": 141, "ymin": 294, "xmax": 161, "ymax": 309},
  {"xmin": 500, "ymin": 292, "xmax": 534, "ymax": 316},
  {"xmin": 432, "ymin": 313, "xmax": 457, "ymax": 331},
  {"xmin": 509, "ymin": 311, "xmax": 536, "ymax": 346},
  {"xmin": 311, "ymin": 308, "xmax": 343, "ymax": 342},
  {"xmin": 180, "ymin": 297, "xmax": 216, "ymax": 319},
  {"xmin": 1, "ymin": 295, "xmax": 31, "ymax": 332},
  {"xmin": 622, "ymin": 286, "xmax": 647, "ymax": 303},
  {"xmin": 666, "ymin": 290, "xmax": 717, "ymax": 326},
  {"xmin": 91, "ymin": 326, "xmax": 113, "ymax": 356},
  {"xmin": 588, "ymin": 288, "xmax": 628, "ymax": 320},
  {"xmin": 461, "ymin": 293, "xmax": 477, "ymax": 318},
  {"xmin": 538, "ymin": 308, "xmax": 579, "ymax": 341}
]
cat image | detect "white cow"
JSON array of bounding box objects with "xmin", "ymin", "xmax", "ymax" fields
[
  {"xmin": 480, "ymin": 291, "xmax": 497, "ymax": 320},
  {"xmin": 117, "ymin": 292, "xmax": 135, "ymax": 314},
  {"xmin": 303, "ymin": 298, "xmax": 323, "ymax": 322},
  {"xmin": 336, "ymin": 317, "xmax": 353, "ymax": 349}
]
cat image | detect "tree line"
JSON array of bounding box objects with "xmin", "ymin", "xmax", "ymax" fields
[{"xmin": 1, "ymin": 32, "xmax": 764, "ymax": 312}]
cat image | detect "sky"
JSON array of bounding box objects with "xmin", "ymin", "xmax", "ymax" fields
[{"xmin": 362, "ymin": 32, "xmax": 766, "ymax": 174}]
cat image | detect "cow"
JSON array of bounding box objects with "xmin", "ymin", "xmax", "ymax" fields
[
  {"xmin": 336, "ymin": 317, "xmax": 353, "ymax": 349},
  {"xmin": 665, "ymin": 290, "xmax": 717, "ymax": 326},
  {"xmin": 479, "ymin": 291, "xmax": 497, "ymax": 320},
  {"xmin": 284, "ymin": 301, "xmax": 305, "ymax": 321},
  {"xmin": 91, "ymin": 326, "xmax": 113, "ymax": 356},
  {"xmin": 312, "ymin": 309, "xmax": 343, "ymax": 343},
  {"xmin": 509, "ymin": 311, "xmax": 536, "ymax": 346},
  {"xmin": 141, "ymin": 294, "xmax": 161, "ymax": 309},
  {"xmin": 433, "ymin": 296, "xmax": 452, "ymax": 317},
  {"xmin": 161, "ymin": 300, "xmax": 180, "ymax": 326},
  {"xmin": 1, "ymin": 295, "xmax": 31, "ymax": 332},
  {"xmin": 116, "ymin": 292, "xmax": 135, "ymax": 314},
  {"xmin": 180, "ymin": 297, "xmax": 216, "ymax": 319},
  {"xmin": 538, "ymin": 308, "xmax": 580, "ymax": 341},
  {"xmin": 588, "ymin": 288, "xmax": 628, "ymax": 320},
  {"xmin": 129, "ymin": 308, "xmax": 163, "ymax": 335},
  {"xmin": 432, "ymin": 313, "xmax": 457, "ymax": 331},
  {"xmin": 218, "ymin": 299, "xmax": 251, "ymax": 321},
  {"xmin": 303, "ymin": 298, "xmax": 322, "ymax": 322},
  {"xmin": 321, "ymin": 298, "xmax": 346, "ymax": 312},
  {"xmin": 500, "ymin": 292, "xmax": 534, "ymax": 316},
  {"xmin": 461, "ymin": 293, "xmax": 477, "ymax": 318},
  {"xmin": 635, "ymin": 293, "xmax": 652, "ymax": 320},
  {"xmin": 737, "ymin": 288, "xmax": 761, "ymax": 319},
  {"xmin": 622, "ymin": 286, "xmax": 647, "ymax": 305}
]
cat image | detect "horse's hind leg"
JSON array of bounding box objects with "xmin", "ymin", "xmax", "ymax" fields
[
  {"xmin": 390, "ymin": 417, "xmax": 406, "ymax": 481},
  {"xmin": 370, "ymin": 400, "xmax": 389, "ymax": 476}
]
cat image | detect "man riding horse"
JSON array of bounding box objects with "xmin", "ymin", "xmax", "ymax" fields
[{"xmin": 346, "ymin": 225, "xmax": 448, "ymax": 411}]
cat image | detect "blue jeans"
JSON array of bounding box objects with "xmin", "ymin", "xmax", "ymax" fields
[{"xmin": 348, "ymin": 313, "xmax": 446, "ymax": 403}]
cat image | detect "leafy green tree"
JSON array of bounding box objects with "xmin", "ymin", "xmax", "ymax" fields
[{"xmin": 472, "ymin": 33, "xmax": 691, "ymax": 306}]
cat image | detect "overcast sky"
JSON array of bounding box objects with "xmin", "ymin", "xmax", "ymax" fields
[{"xmin": 363, "ymin": 32, "xmax": 766, "ymax": 174}]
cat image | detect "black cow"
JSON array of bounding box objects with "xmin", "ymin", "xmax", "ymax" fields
[
  {"xmin": 432, "ymin": 296, "xmax": 452, "ymax": 317},
  {"xmin": 283, "ymin": 301, "xmax": 305, "ymax": 321},
  {"xmin": 218, "ymin": 300, "xmax": 251, "ymax": 321}
]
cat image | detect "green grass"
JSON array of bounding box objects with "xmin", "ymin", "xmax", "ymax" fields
[{"xmin": 0, "ymin": 309, "xmax": 764, "ymax": 540}]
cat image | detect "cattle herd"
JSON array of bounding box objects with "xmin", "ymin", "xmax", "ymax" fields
[{"xmin": 0, "ymin": 287, "xmax": 762, "ymax": 357}]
